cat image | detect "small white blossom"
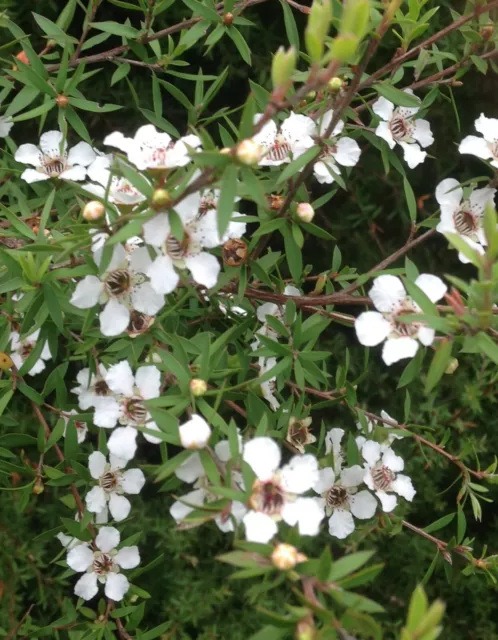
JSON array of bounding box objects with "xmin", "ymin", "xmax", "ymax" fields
[
  {"xmin": 63, "ymin": 410, "xmax": 89, "ymax": 444},
  {"xmin": 324, "ymin": 427, "xmax": 346, "ymax": 471},
  {"xmin": 435, "ymin": 178, "xmax": 496, "ymax": 263},
  {"xmin": 9, "ymin": 329, "xmax": 52, "ymax": 376},
  {"xmin": 361, "ymin": 440, "xmax": 416, "ymax": 512},
  {"xmin": 70, "ymin": 243, "xmax": 164, "ymax": 337},
  {"xmin": 104, "ymin": 124, "xmax": 201, "ymax": 171},
  {"xmin": 313, "ymin": 110, "xmax": 361, "ymax": 184},
  {"xmin": 144, "ymin": 181, "xmax": 246, "ymax": 294},
  {"xmin": 66, "ymin": 526, "xmax": 140, "ymax": 601},
  {"xmin": 85, "ymin": 451, "xmax": 145, "ymax": 522},
  {"xmin": 83, "ymin": 155, "xmax": 147, "ymax": 206},
  {"xmin": 355, "ymin": 274, "xmax": 447, "ymax": 366},
  {"xmin": 242, "ymin": 437, "xmax": 323, "ymax": 543},
  {"xmin": 179, "ymin": 414, "xmax": 212, "ymax": 449},
  {"xmin": 373, "ymin": 90, "xmax": 433, "ymax": 168},
  {"xmin": 72, "ymin": 365, "xmax": 114, "ymax": 410},
  {"xmin": 459, "ymin": 114, "xmax": 498, "ymax": 168},
  {"xmin": 15, "ymin": 131, "xmax": 96, "ymax": 183},
  {"xmin": 252, "ymin": 112, "xmax": 315, "ymax": 166}
]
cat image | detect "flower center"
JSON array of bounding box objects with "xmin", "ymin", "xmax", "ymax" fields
[
  {"xmin": 105, "ymin": 269, "xmax": 131, "ymax": 296},
  {"xmin": 166, "ymin": 231, "xmax": 190, "ymax": 260},
  {"xmin": 94, "ymin": 379, "xmax": 110, "ymax": 396},
  {"xmin": 326, "ymin": 486, "xmax": 349, "ymax": 509},
  {"xmin": 41, "ymin": 156, "xmax": 67, "ymax": 177},
  {"xmin": 124, "ymin": 399, "xmax": 147, "ymax": 425},
  {"xmin": 393, "ymin": 308, "xmax": 419, "ymax": 337},
  {"xmin": 288, "ymin": 422, "xmax": 310, "ymax": 445},
  {"xmin": 371, "ymin": 464, "xmax": 395, "ymax": 491},
  {"xmin": 267, "ymin": 134, "xmax": 291, "ymax": 162},
  {"xmin": 75, "ymin": 420, "xmax": 86, "ymax": 432},
  {"xmin": 20, "ymin": 343, "xmax": 33, "ymax": 359},
  {"xmin": 389, "ymin": 115, "xmax": 413, "ymax": 141},
  {"xmin": 128, "ymin": 310, "xmax": 151, "ymax": 334},
  {"xmin": 250, "ymin": 479, "xmax": 285, "ymax": 516},
  {"xmin": 198, "ymin": 194, "xmax": 217, "ymax": 218},
  {"xmin": 93, "ymin": 552, "xmax": 115, "ymax": 575},
  {"xmin": 453, "ymin": 208, "xmax": 478, "ymax": 236},
  {"xmin": 320, "ymin": 143, "xmax": 337, "ymax": 159},
  {"xmin": 100, "ymin": 470, "xmax": 120, "ymax": 492}
]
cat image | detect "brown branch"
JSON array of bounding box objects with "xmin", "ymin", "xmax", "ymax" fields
[
  {"xmin": 282, "ymin": 0, "xmax": 310, "ymax": 14},
  {"xmin": 6, "ymin": 605, "xmax": 34, "ymax": 640},
  {"xmin": 402, "ymin": 520, "xmax": 473, "ymax": 564},
  {"xmin": 71, "ymin": 0, "xmax": 102, "ymax": 63}
]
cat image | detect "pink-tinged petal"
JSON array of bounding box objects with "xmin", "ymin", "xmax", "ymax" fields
[
  {"xmin": 475, "ymin": 114, "xmax": 498, "ymax": 142},
  {"xmin": 67, "ymin": 142, "xmax": 96, "ymax": 167},
  {"xmin": 132, "ymin": 282, "xmax": 164, "ymax": 315},
  {"xmin": 349, "ymin": 490, "xmax": 377, "ymax": 519},
  {"xmin": 106, "ymin": 361, "xmax": 135, "ymax": 396},
  {"xmin": 67, "ymin": 544, "xmax": 93, "ymax": 572},
  {"xmin": 147, "ymin": 256, "xmax": 179, "ymax": 295},
  {"xmin": 459, "ymin": 135, "xmax": 491, "ymax": 160},
  {"xmin": 74, "ymin": 572, "xmax": 99, "ymax": 600},
  {"xmin": 328, "ymin": 509, "xmax": 355, "ymax": 539},
  {"xmin": 96, "ymin": 526, "xmax": 120, "ymax": 553},
  {"xmin": 114, "ymin": 546, "xmax": 140, "ymax": 569},
  {"xmin": 334, "ymin": 137, "xmax": 361, "ymax": 167},
  {"xmin": 99, "ymin": 299, "xmax": 130, "ymax": 337},
  {"xmin": 107, "ymin": 427, "xmax": 138, "ymax": 461},
  {"xmin": 435, "ymin": 178, "xmax": 462, "ymax": 208},
  {"xmin": 71, "ymin": 276, "xmax": 103, "ymax": 309},
  {"xmin": 355, "ymin": 311, "xmax": 391, "ymax": 347},
  {"xmin": 243, "ymin": 511, "xmax": 278, "ymax": 543},
  {"xmin": 415, "ymin": 274, "xmax": 447, "ymax": 303},
  {"xmin": 135, "ymin": 365, "xmax": 161, "ymax": 399},
  {"xmin": 184, "ymin": 252, "xmax": 220, "ymax": 289},
  {"xmin": 88, "ymin": 451, "xmax": 107, "ymax": 479},
  {"xmin": 369, "ymin": 275, "xmax": 406, "ymax": 312},
  {"xmin": 391, "ymin": 474, "xmax": 416, "ymax": 501},
  {"xmin": 143, "ymin": 214, "xmax": 170, "ymax": 247},
  {"xmin": 412, "ymin": 119, "xmax": 434, "ymax": 148},
  {"xmin": 376, "ymin": 490, "xmax": 397, "ymax": 512},
  {"xmin": 104, "ymin": 573, "xmax": 129, "ymax": 601},
  {"xmin": 313, "ymin": 467, "xmax": 336, "ymax": 494},
  {"xmin": 399, "ymin": 141, "xmax": 426, "ymax": 168},
  {"xmin": 382, "ymin": 337, "xmax": 418, "ymax": 365},
  {"xmin": 243, "ymin": 437, "xmax": 281, "ymax": 481},
  {"xmin": 109, "ymin": 493, "xmax": 131, "ymax": 521},
  {"xmin": 418, "ymin": 326, "xmax": 435, "ymax": 346}
]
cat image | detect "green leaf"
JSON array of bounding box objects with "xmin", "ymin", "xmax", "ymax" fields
[
  {"xmin": 475, "ymin": 331, "xmax": 498, "ymax": 365},
  {"xmin": 403, "ymin": 176, "xmax": 417, "ymax": 222},
  {"xmin": 444, "ymin": 232, "xmax": 481, "ymax": 266},
  {"xmin": 227, "ymin": 27, "xmax": 252, "ymax": 65},
  {"xmin": 69, "ymin": 98, "xmax": 122, "ymax": 113},
  {"xmin": 282, "ymin": 225, "xmax": 302, "ymax": 281},
  {"xmin": 280, "ymin": 0, "xmax": 299, "ymax": 50},
  {"xmin": 10, "ymin": 98, "xmax": 56, "ymax": 122},
  {"xmin": 182, "ymin": 0, "xmax": 220, "ymax": 21},
  {"xmin": 423, "ymin": 513, "xmax": 455, "ymax": 534},
  {"xmin": 91, "ymin": 21, "xmax": 139, "ymax": 38},
  {"xmin": 406, "ymin": 585, "xmax": 429, "ymax": 631},
  {"xmin": 276, "ymin": 146, "xmax": 318, "ymax": 184},
  {"xmin": 42, "ymin": 283, "xmax": 64, "ymax": 330},
  {"xmin": 328, "ymin": 551, "xmax": 375, "ymax": 581},
  {"xmin": 111, "ymin": 63, "xmax": 131, "ymax": 86},
  {"xmin": 424, "ymin": 339, "xmax": 452, "ymax": 394},
  {"xmin": 217, "ymin": 164, "xmax": 238, "ymax": 237},
  {"xmin": 373, "ymin": 84, "xmax": 421, "ymax": 107},
  {"xmin": 0, "ymin": 389, "xmax": 13, "ymax": 417}
]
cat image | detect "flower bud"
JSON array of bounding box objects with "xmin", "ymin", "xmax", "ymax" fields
[
  {"xmin": 222, "ymin": 238, "xmax": 248, "ymax": 267},
  {"xmin": 480, "ymin": 25, "xmax": 494, "ymax": 41},
  {"xmin": 0, "ymin": 352, "xmax": 14, "ymax": 370},
  {"xmin": 445, "ymin": 358, "xmax": 459, "ymax": 375},
  {"xmin": 341, "ymin": 0, "xmax": 370, "ymax": 40},
  {"xmin": 268, "ymin": 194, "xmax": 285, "ymax": 210},
  {"xmin": 272, "ymin": 543, "xmax": 300, "ymax": 570},
  {"xmin": 295, "ymin": 618, "xmax": 316, "ymax": 640},
  {"xmin": 190, "ymin": 378, "xmax": 208, "ymax": 396},
  {"xmin": 32, "ymin": 476, "xmax": 44, "ymax": 495},
  {"xmin": 330, "ymin": 34, "xmax": 360, "ymax": 61},
  {"xmin": 236, "ymin": 139, "xmax": 263, "ymax": 166},
  {"xmin": 179, "ymin": 414, "xmax": 212, "ymax": 449},
  {"xmin": 151, "ymin": 188, "xmax": 171, "ymax": 210},
  {"xmin": 83, "ymin": 201, "xmax": 105, "ymax": 221},
  {"xmin": 271, "ymin": 46, "xmax": 297, "ymax": 89},
  {"xmin": 15, "ymin": 51, "xmax": 30, "ymax": 66},
  {"xmin": 223, "ymin": 12, "xmax": 234, "ymax": 25},
  {"xmin": 328, "ymin": 76, "xmax": 344, "ymax": 92},
  {"xmin": 305, "ymin": 0, "xmax": 332, "ymax": 61},
  {"xmin": 56, "ymin": 95, "xmax": 69, "ymax": 108},
  {"xmin": 296, "ymin": 203, "xmax": 315, "ymax": 223}
]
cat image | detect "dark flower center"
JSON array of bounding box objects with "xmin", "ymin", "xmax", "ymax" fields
[
  {"xmin": 125, "ymin": 399, "xmax": 147, "ymax": 425},
  {"xmin": 453, "ymin": 209, "xmax": 477, "ymax": 236},
  {"xmin": 267, "ymin": 134, "xmax": 291, "ymax": 162},
  {"xmin": 94, "ymin": 380, "xmax": 110, "ymax": 396},
  {"xmin": 42, "ymin": 156, "xmax": 66, "ymax": 177},
  {"xmin": 289, "ymin": 423, "xmax": 310, "ymax": 445},
  {"xmin": 93, "ymin": 552, "xmax": 114, "ymax": 575},
  {"xmin": 21, "ymin": 344, "xmax": 33, "ymax": 359},
  {"xmin": 389, "ymin": 115, "xmax": 410, "ymax": 141},
  {"xmin": 326, "ymin": 486, "xmax": 349, "ymax": 509},
  {"xmin": 100, "ymin": 470, "xmax": 120, "ymax": 491},
  {"xmin": 166, "ymin": 232, "xmax": 190, "ymax": 260},
  {"xmin": 393, "ymin": 307, "xmax": 418, "ymax": 338},
  {"xmin": 251, "ymin": 480, "xmax": 285, "ymax": 515},
  {"xmin": 128, "ymin": 311, "xmax": 150, "ymax": 334},
  {"xmin": 371, "ymin": 465, "xmax": 395, "ymax": 491},
  {"xmin": 105, "ymin": 269, "xmax": 131, "ymax": 296}
]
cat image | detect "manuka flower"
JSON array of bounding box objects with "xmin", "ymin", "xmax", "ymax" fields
[
  {"xmin": 63, "ymin": 410, "xmax": 89, "ymax": 444},
  {"xmin": 92, "ymin": 362, "xmax": 163, "ymax": 459},
  {"xmin": 144, "ymin": 185, "xmax": 246, "ymax": 294},
  {"xmin": 252, "ymin": 112, "xmax": 315, "ymax": 166},
  {"xmin": 72, "ymin": 365, "xmax": 114, "ymax": 410},
  {"xmin": 459, "ymin": 114, "xmax": 498, "ymax": 168},
  {"xmin": 9, "ymin": 329, "xmax": 52, "ymax": 376},
  {"xmin": 83, "ymin": 155, "xmax": 147, "ymax": 206},
  {"xmin": 104, "ymin": 124, "xmax": 201, "ymax": 171},
  {"xmin": 242, "ymin": 437, "xmax": 323, "ymax": 543},
  {"xmin": 355, "ymin": 274, "xmax": 447, "ymax": 366},
  {"xmin": 372, "ymin": 90, "xmax": 433, "ymax": 168},
  {"xmin": 179, "ymin": 414, "xmax": 212, "ymax": 449},
  {"xmin": 435, "ymin": 178, "xmax": 496, "ymax": 262},
  {"xmin": 286, "ymin": 417, "xmax": 316, "ymax": 454},
  {"xmin": 313, "ymin": 429, "xmax": 377, "ymax": 539},
  {"xmin": 15, "ymin": 131, "xmax": 96, "ymax": 183},
  {"xmin": 70, "ymin": 243, "xmax": 164, "ymax": 337},
  {"xmin": 85, "ymin": 451, "xmax": 145, "ymax": 522},
  {"xmin": 66, "ymin": 526, "xmax": 140, "ymax": 601},
  {"xmin": 313, "ymin": 110, "xmax": 361, "ymax": 184},
  {"xmin": 360, "ymin": 440, "xmax": 415, "ymax": 512}
]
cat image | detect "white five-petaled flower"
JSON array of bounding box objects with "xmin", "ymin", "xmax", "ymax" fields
[
  {"xmin": 313, "ymin": 110, "xmax": 361, "ymax": 184},
  {"xmin": 9, "ymin": 329, "xmax": 52, "ymax": 376},
  {"xmin": 66, "ymin": 526, "xmax": 140, "ymax": 601},
  {"xmin": 144, "ymin": 183, "xmax": 246, "ymax": 294},
  {"xmin": 104, "ymin": 124, "xmax": 202, "ymax": 171},
  {"xmin": 85, "ymin": 451, "xmax": 145, "ymax": 522},
  {"xmin": 179, "ymin": 414, "xmax": 212, "ymax": 449},
  {"xmin": 356, "ymin": 410, "xmax": 402, "ymax": 452},
  {"xmin": 15, "ymin": 131, "xmax": 96, "ymax": 183},
  {"xmin": 170, "ymin": 441, "xmax": 247, "ymax": 532},
  {"xmin": 83, "ymin": 155, "xmax": 147, "ymax": 206},
  {"xmin": 93, "ymin": 362, "xmax": 163, "ymax": 460},
  {"xmin": 242, "ymin": 437, "xmax": 323, "ymax": 543},
  {"xmin": 360, "ymin": 440, "xmax": 415, "ymax": 512},
  {"xmin": 72, "ymin": 365, "xmax": 114, "ymax": 410},
  {"xmin": 459, "ymin": 114, "xmax": 498, "ymax": 168},
  {"xmin": 373, "ymin": 89, "xmax": 433, "ymax": 169},
  {"xmin": 70, "ymin": 243, "xmax": 164, "ymax": 337},
  {"xmin": 63, "ymin": 410, "xmax": 89, "ymax": 444},
  {"xmin": 355, "ymin": 274, "xmax": 447, "ymax": 366},
  {"xmin": 435, "ymin": 178, "xmax": 496, "ymax": 263},
  {"xmin": 252, "ymin": 112, "xmax": 315, "ymax": 166}
]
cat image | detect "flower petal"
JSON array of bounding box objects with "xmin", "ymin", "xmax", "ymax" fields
[
  {"xmin": 280, "ymin": 454, "xmax": 319, "ymax": 494},
  {"xmin": 376, "ymin": 490, "xmax": 397, "ymax": 512},
  {"xmin": 355, "ymin": 311, "xmax": 391, "ymax": 346},
  {"xmin": 382, "ymin": 447, "xmax": 405, "ymax": 472},
  {"xmin": 372, "ymin": 97, "xmax": 394, "ymax": 121},
  {"xmin": 375, "ymin": 121, "xmax": 395, "ymax": 149},
  {"xmin": 108, "ymin": 427, "xmax": 138, "ymax": 461},
  {"xmin": 96, "ymin": 526, "xmax": 120, "ymax": 553},
  {"xmin": 435, "ymin": 178, "xmax": 462, "ymax": 207},
  {"xmin": 391, "ymin": 473, "xmax": 416, "ymax": 501},
  {"xmin": 184, "ymin": 252, "xmax": 220, "ymax": 289},
  {"xmin": 74, "ymin": 572, "xmax": 99, "ymax": 600},
  {"xmin": 135, "ymin": 365, "xmax": 161, "ymax": 399},
  {"xmin": 120, "ymin": 468, "xmax": 145, "ymax": 494},
  {"xmin": 340, "ymin": 465, "xmax": 365, "ymax": 488},
  {"xmin": 143, "ymin": 214, "xmax": 170, "ymax": 247},
  {"xmin": 67, "ymin": 142, "xmax": 96, "ymax": 167},
  {"xmin": 418, "ymin": 326, "xmax": 435, "ymax": 346},
  {"xmin": 399, "ymin": 141, "xmax": 426, "ymax": 168},
  {"xmin": 369, "ymin": 275, "xmax": 406, "ymax": 312},
  {"xmin": 114, "ymin": 546, "xmax": 140, "ymax": 569},
  {"xmin": 71, "ymin": 276, "xmax": 103, "ymax": 309},
  {"xmin": 243, "ymin": 511, "xmax": 278, "ymax": 543},
  {"xmin": 85, "ymin": 486, "xmax": 107, "ymax": 514},
  {"xmin": 243, "ymin": 437, "xmax": 281, "ymax": 481},
  {"xmin": 282, "ymin": 497, "xmax": 324, "ymax": 536},
  {"xmin": 382, "ymin": 337, "xmax": 419, "ymax": 365},
  {"xmin": 175, "ymin": 452, "xmax": 204, "ymax": 483},
  {"xmin": 39, "ymin": 130, "xmax": 65, "ymax": 156},
  {"xmin": 324, "ymin": 427, "xmax": 344, "ymax": 456},
  {"xmin": 15, "ymin": 143, "xmax": 42, "ymax": 167},
  {"xmin": 143, "ymin": 421, "xmax": 163, "ymax": 444},
  {"xmin": 106, "ymin": 361, "xmax": 135, "ymax": 396},
  {"xmin": 93, "ymin": 397, "xmax": 121, "ymax": 429},
  {"xmin": 20, "ymin": 168, "xmax": 49, "ymax": 183},
  {"xmin": 109, "ymin": 493, "xmax": 131, "ymax": 521},
  {"xmin": 313, "ymin": 467, "xmax": 336, "ymax": 494},
  {"xmin": 412, "ymin": 119, "xmax": 434, "ymax": 148},
  {"xmin": 99, "ymin": 299, "xmax": 130, "ymax": 337},
  {"xmin": 349, "ymin": 490, "xmax": 377, "ymax": 519},
  {"xmin": 67, "ymin": 544, "xmax": 93, "ymax": 572},
  {"xmin": 328, "ymin": 509, "xmax": 355, "ymax": 539},
  {"xmin": 170, "ymin": 488, "xmax": 206, "ymax": 522},
  {"xmin": 415, "ymin": 274, "xmax": 447, "ymax": 303},
  {"xmin": 475, "ymin": 113, "xmax": 498, "ymax": 142},
  {"xmin": 179, "ymin": 414, "xmax": 212, "ymax": 449},
  {"xmin": 88, "ymin": 451, "xmax": 107, "ymax": 479},
  {"xmin": 458, "ymin": 135, "xmax": 491, "ymax": 160},
  {"xmin": 362, "ymin": 440, "xmax": 382, "ymax": 467},
  {"xmin": 104, "ymin": 573, "xmax": 129, "ymax": 601},
  {"xmin": 334, "ymin": 137, "xmax": 361, "ymax": 167},
  {"xmin": 147, "ymin": 256, "xmax": 179, "ymax": 295}
]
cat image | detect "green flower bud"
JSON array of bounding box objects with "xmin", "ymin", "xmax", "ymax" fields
[
  {"xmin": 151, "ymin": 188, "xmax": 171, "ymax": 210},
  {"xmin": 329, "ymin": 34, "xmax": 360, "ymax": 62},
  {"xmin": 341, "ymin": 0, "xmax": 370, "ymax": 40},
  {"xmin": 271, "ymin": 46, "xmax": 297, "ymax": 89},
  {"xmin": 305, "ymin": 0, "xmax": 332, "ymax": 62},
  {"xmin": 445, "ymin": 358, "xmax": 459, "ymax": 375}
]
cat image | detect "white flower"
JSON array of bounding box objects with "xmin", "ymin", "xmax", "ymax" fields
[
  {"xmin": 459, "ymin": 114, "xmax": 498, "ymax": 168},
  {"xmin": 83, "ymin": 155, "xmax": 147, "ymax": 206},
  {"xmin": 66, "ymin": 526, "xmax": 140, "ymax": 601},
  {"xmin": 15, "ymin": 131, "xmax": 95, "ymax": 183},
  {"xmin": 104, "ymin": 124, "xmax": 201, "ymax": 171},
  {"xmin": 85, "ymin": 451, "xmax": 145, "ymax": 522},
  {"xmin": 242, "ymin": 437, "xmax": 323, "ymax": 543},
  {"xmin": 95, "ymin": 362, "xmax": 163, "ymax": 460},
  {"xmin": 0, "ymin": 112, "xmax": 13, "ymax": 138},
  {"xmin": 252, "ymin": 112, "xmax": 315, "ymax": 166},
  {"xmin": 372, "ymin": 90, "xmax": 433, "ymax": 168},
  {"xmin": 356, "ymin": 410, "xmax": 402, "ymax": 451},
  {"xmin": 361, "ymin": 440, "xmax": 416, "ymax": 512},
  {"xmin": 63, "ymin": 410, "xmax": 89, "ymax": 444},
  {"xmin": 324, "ymin": 427, "xmax": 346, "ymax": 471},
  {"xmin": 355, "ymin": 274, "xmax": 447, "ymax": 366},
  {"xmin": 144, "ymin": 183, "xmax": 246, "ymax": 294},
  {"xmin": 435, "ymin": 178, "xmax": 496, "ymax": 263},
  {"xmin": 9, "ymin": 329, "xmax": 52, "ymax": 376},
  {"xmin": 70, "ymin": 243, "xmax": 164, "ymax": 337},
  {"xmin": 170, "ymin": 445, "xmax": 246, "ymax": 532},
  {"xmin": 179, "ymin": 414, "xmax": 212, "ymax": 449},
  {"xmin": 313, "ymin": 110, "xmax": 361, "ymax": 184},
  {"xmin": 72, "ymin": 365, "xmax": 114, "ymax": 410}
]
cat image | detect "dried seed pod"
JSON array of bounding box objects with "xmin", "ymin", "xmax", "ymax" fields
[{"xmin": 222, "ymin": 238, "xmax": 248, "ymax": 267}]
